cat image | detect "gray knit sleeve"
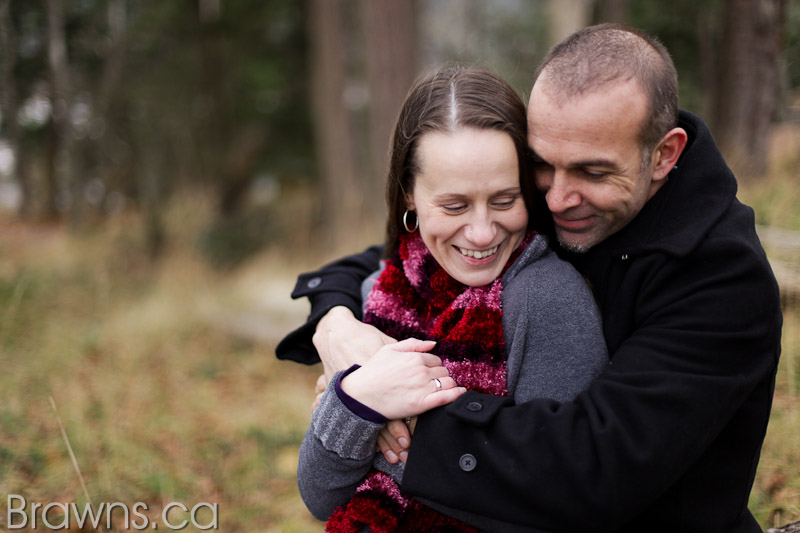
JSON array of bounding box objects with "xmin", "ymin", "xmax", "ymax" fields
[{"xmin": 297, "ymin": 372, "xmax": 384, "ymax": 521}]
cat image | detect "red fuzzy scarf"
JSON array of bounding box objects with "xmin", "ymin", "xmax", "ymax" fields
[{"xmin": 325, "ymin": 231, "xmax": 531, "ymax": 532}]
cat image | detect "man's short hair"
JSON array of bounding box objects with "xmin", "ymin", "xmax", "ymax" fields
[{"xmin": 533, "ymin": 24, "xmax": 679, "ymax": 161}]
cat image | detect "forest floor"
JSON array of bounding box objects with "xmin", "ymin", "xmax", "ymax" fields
[
  {"xmin": 0, "ymin": 205, "xmax": 328, "ymax": 532},
  {"xmin": 2, "ymin": 127, "xmax": 800, "ymax": 529}
]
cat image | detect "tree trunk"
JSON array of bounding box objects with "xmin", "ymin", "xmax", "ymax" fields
[
  {"xmin": 597, "ymin": 0, "xmax": 629, "ymax": 24},
  {"xmin": 711, "ymin": 0, "xmax": 787, "ymax": 179},
  {"xmin": 139, "ymin": 135, "xmax": 165, "ymax": 261},
  {"xmin": 308, "ymin": 0, "xmax": 362, "ymax": 249},
  {"xmin": 96, "ymin": 0, "xmax": 127, "ymax": 120},
  {"xmin": 697, "ymin": 5, "xmax": 718, "ymax": 115},
  {"xmin": 546, "ymin": 0, "xmax": 595, "ymax": 47},
  {"xmin": 361, "ymin": 0, "xmax": 417, "ymax": 225},
  {"xmin": 0, "ymin": 0, "xmax": 30, "ymax": 218},
  {"xmin": 81, "ymin": 0, "xmax": 128, "ymax": 217},
  {"xmin": 218, "ymin": 124, "xmax": 267, "ymax": 215},
  {"xmin": 45, "ymin": 0, "xmax": 73, "ymax": 222},
  {"xmin": 199, "ymin": 0, "xmax": 228, "ymax": 192}
]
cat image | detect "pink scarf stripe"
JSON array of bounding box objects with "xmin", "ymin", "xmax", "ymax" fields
[
  {"xmin": 357, "ymin": 471, "xmax": 407, "ymax": 504},
  {"xmin": 444, "ymin": 359, "xmax": 508, "ymax": 396},
  {"xmin": 401, "ymin": 236, "xmax": 435, "ymax": 290},
  {"xmin": 364, "ymin": 291, "xmax": 424, "ymax": 329},
  {"xmin": 448, "ymin": 281, "xmax": 503, "ymax": 312}
]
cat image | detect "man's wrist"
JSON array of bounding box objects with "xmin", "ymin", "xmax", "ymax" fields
[{"xmin": 315, "ymin": 305, "xmax": 356, "ymax": 335}]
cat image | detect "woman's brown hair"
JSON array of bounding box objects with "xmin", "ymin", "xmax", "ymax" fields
[{"xmin": 383, "ymin": 66, "xmax": 548, "ymax": 257}]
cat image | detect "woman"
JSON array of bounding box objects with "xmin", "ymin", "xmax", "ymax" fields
[{"xmin": 297, "ymin": 66, "xmax": 607, "ymax": 532}]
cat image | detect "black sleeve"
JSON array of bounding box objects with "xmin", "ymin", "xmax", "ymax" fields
[{"xmin": 275, "ymin": 245, "xmax": 384, "ymax": 364}]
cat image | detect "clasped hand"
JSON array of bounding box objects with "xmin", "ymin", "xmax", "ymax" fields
[
  {"xmin": 339, "ymin": 339, "xmax": 466, "ymax": 419},
  {"xmin": 311, "ymin": 308, "xmax": 465, "ymax": 463}
]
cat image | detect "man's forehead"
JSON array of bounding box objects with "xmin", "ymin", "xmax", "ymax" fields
[
  {"xmin": 527, "ymin": 97, "xmax": 646, "ymax": 168},
  {"xmin": 528, "ymin": 79, "xmax": 647, "ymax": 139},
  {"xmin": 529, "ymin": 74, "xmax": 645, "ymax": 110}
]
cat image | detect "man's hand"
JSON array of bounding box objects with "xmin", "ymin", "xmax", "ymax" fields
[
  {"xmin": 377, "ymin": 418, "xmax": 415, "ymax": 464},
  {"xmin": 313, "ymin": 306, "xmax": 396, "ymax": 382}
]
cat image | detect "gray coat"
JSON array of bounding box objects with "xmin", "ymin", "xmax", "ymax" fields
[{"xmin": 297, "ymin": 234, "xmax": 608, "ymax": 530}]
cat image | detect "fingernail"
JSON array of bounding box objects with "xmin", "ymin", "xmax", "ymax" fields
[
  {"xmin": 386, "ymin": 450, "xmax": 398, "ymax": 463},
  {"xmin": 398, "ymin": 437, "xmax": 409, "ymax": 448},
  {"xmin": 399, "ymin": 451, "xmax": 408, "ymax": 463}
]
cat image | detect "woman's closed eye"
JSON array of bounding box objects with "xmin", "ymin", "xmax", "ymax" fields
[
  {"xmin": 491, "ymin": 196, "xmax": 519, "ymax": 209},
  {"xmin": 441, "ymin": 203, "xmax": 467, "ymax": 213}
]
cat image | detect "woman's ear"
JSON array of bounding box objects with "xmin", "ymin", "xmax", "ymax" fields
[
  {"xmin": 652, "ymin": 127, "xmax": 688, "ymax": 182},
  {"xmin": 404, "ymin": 194, "xmax": 416, "ymax": 212}
]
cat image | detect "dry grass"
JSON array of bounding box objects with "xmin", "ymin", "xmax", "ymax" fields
[
  {"xmin": 750, "ymin": 309, "xmax": 800, "ymax": 527},
  {"xmin": 1, "ymin": 121, "xmax": 799, "ymax": 530},
  {"xmin": 0, "ymin": 201, "xmax": 326, "ymax": 532},
  {"xmin": 737, "ymin": 122, "xmax": 800, "ymax": 527}
]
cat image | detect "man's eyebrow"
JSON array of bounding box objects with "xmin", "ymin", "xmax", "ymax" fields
[
  {"xmin": 571, "ymin": 158, "xmax": 619, "ymax": 169},
  {"xmin": 531, "ymin": 153, "xmax": 621, "ymax": 171}
]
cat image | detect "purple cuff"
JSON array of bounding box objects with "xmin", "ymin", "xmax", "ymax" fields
[{"xmin": 335, "ymin": 365, "xmax": 389, "ymax": 424}]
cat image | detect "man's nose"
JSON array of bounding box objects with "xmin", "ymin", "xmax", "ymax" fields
[{"xmin": 544, "ymin": 171, "xmax": 581, "ymax": 213}]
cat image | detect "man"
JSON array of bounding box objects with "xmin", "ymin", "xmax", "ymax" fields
[{"xmin": 277, "ymin": 24, "xmax": 782, "ymax": 531}]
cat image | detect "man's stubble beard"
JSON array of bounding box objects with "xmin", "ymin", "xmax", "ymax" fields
[{"xmin": 556, "ymin": 235, "xmax": 591, "ymax": 254}]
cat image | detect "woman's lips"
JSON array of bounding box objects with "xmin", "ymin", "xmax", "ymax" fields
[{"xmin": 457, "ymin": 244, "xmax": 499, "ymax": 259}]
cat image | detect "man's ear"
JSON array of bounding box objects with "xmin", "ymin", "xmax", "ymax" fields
[{"xmin": 652, "ymin": 127, "xmax": 688, "ymax": 182}]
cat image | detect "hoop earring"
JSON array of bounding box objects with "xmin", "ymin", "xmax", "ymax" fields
[{"xmin": 403, "ymin": 210, "xmax": 418, "ymax": 232}]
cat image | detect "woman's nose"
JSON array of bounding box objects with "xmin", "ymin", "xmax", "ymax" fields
[{"xmin": 465, "ymin": 212, "xmax": 496, "ymax": 247}]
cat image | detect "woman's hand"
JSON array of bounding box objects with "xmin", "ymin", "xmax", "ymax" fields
[{"xmin": 340, "ymin": 338, "xmax": 466, "ymax": 420}]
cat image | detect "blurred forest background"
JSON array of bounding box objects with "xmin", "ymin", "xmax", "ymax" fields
[{"xmin": 1, "ymin": 0, "xmax": 799, "ymax": 531}]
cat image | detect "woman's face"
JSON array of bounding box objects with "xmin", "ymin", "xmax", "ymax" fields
[{"xmin": 407, "ymin": 128, "xmax": 528, "ymax": 287}]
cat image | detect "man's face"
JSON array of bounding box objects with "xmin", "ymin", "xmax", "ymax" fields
[{"xmin": 527, "ymin": 78, "xmax": 661, "ymax": 253}]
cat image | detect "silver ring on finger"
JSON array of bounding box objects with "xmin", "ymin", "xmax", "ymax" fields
[{"xmin": 433, "ymin": 377, "xmax": 443, "ymax": 391}]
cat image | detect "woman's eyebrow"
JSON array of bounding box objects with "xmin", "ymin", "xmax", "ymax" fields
[{"xmin": 433, "ymin": 187, "xmax": 521, "ymax": 201}]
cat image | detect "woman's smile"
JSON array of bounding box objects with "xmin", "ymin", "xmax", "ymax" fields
[{"xmin": 456, "ymin": 243, "xmax": 500, "ymax": 260}]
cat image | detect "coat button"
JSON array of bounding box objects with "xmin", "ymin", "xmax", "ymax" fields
[
  {"xmin": 307, "ymin": 277, "xmax": 322, "ymax": 289},
  {"xmin": 459, "ymin": 454, "xmax": 477, "ymax": 472},
  {"xmin": 466, "ymin": 401, "xmax": 483, "ymax": 412}
]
